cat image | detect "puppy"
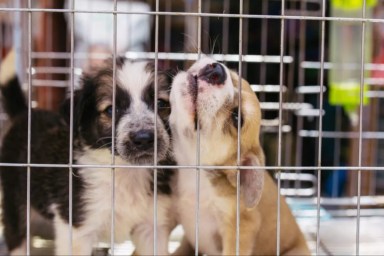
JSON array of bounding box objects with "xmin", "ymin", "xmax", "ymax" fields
[
  {"xmin": 169, "ymin": 57, "xmax": 310, "ymax": 255},
  {"xmin": 0, "ymin": 50, "xmax": 176, "ymax": 255}
]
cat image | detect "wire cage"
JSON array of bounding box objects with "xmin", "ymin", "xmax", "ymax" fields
[{"xmin": 0, "ymin": 0, "xmax": 384, "ymax": 255}]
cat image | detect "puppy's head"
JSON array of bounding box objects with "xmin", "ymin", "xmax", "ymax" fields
[
  {"xmin": 170, "ymin": 56, "xmax": 264, "ymax": 208},
  {"xmin": 63, "ymin": 58, "xmax": 172, "ymax": 164}
]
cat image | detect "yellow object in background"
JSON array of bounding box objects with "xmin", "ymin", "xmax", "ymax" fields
[{"xmin": 331, "ymin": 0, "xmax": 377, "ymax": 10}]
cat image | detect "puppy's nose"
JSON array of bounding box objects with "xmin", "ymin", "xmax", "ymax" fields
[
  {"xmin": 198, "ymin": 62, "xmax": 227, "ymax": 85},
  {"xmin": 130, "ymin": 130, "xmax": 154, "ymax": 150}
]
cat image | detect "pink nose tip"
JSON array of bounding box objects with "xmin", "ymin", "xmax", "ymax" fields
[{"xmin": 198, "ymin": 62, "xmax": 227, "ymax": 85}]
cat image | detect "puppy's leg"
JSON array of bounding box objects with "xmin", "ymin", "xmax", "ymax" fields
[
  {"xmin": 130, "ymin": 224, "xmax": 170, "ymax": 255},
  {"xmin": 2, "ymin": 191, "xmax": 27, "ymax": 255},
  {"xmin": 54, "ymin": 215, "xmax": 94, "ymax": 255},
  {"xmin": 222, "ymin": 211, "xmax": 260, "ymax": 256}
]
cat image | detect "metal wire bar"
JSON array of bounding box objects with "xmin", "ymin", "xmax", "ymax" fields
[
  {"xmin": 26, "ymin": 0, "xmax": 32, "ymax": 254},
  {"xmin": 299, "ymin": 130, "xmax": 384, "ymax": 139},
  {"xmin": 110, "ymin": 0, "xmax": 118, "ymax": 254},
  {"xmin": 315, "ymin": 0, "xmax": 326, "ymax": 253},
  {"xmin": 2, "ymin": 7, "xmax": 384, "ymax": 23},
  {"xmin": 222, "ymin": 0, "xmax": 230, "ymax": 55},
  {"xmin": 236, "ymin": 1, "xmax": 244, "ymax": 254},
  {"xmin": 357, "ymin": 0, "xmax": 368, "ymax": 254},
  {"xmin": 192, "ymin": 1, "xmax": 203, "ymax": 255},
  {"xmin": 68, "ymin": 0, "xmax": 75, "ymax": 254},
  {"xmin": 2, "ymin": 162, "xmax": 384, "ymax": 171},
  {"xmin": 259, "ymin": 0, "xmax": 269, "ymax": 103},
  {"xmin": 276, "ymin": 0, "xmax": 286, "ymax": 254},
  {"xmin": 29, "ymin": 51, "xmax": 293, "ymax": 63},
  {"xmin": 153, "ymin": 0, "xmax": 160, "ymax": 254}
]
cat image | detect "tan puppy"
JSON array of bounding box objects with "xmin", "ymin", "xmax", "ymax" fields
[{"xmin": 169, "ymin": 57, "xmax": 310, "ymax": 255}]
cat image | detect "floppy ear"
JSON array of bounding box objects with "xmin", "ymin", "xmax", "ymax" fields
[
  {"xmin": 240, "ymin": 150, "xmax": 265, "ymax": 209},
  {"xmin": 59, "ymin": 77, "xmax": 95, "ymax": 137}
]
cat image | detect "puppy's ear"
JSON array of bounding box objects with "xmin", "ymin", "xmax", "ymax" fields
[
  {"xmin": 240, "ymin": 149, "xmax": 265, "ymax": 209},
  {"xmin": 60, "ymin": 76, "xmax": 95, "ymax": 136}
]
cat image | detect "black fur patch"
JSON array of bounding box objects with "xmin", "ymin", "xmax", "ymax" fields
[
  {"xmin": 150, "ymin": 157, "xmax": 176, "ymax": 195},
  {"xmin": 0, "ymin": 110, "xmax": 86, "ymax": 251},
  {"xmin": 0, "ymin": 76, "xmax": 27, "ymax": 119}
]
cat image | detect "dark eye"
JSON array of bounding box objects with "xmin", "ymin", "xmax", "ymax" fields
[
  {"xmin": 104, "ymin": 105, "xmax": 119, "ymax": 117},
  {"xmin": 157, "ymin": 99, "xmax": 170, "ymax": 109},
  {"xmin": 232, "ymin": 107, "xmax": 243, "ymax": 128}
]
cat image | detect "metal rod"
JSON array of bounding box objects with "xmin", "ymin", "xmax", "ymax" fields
[
  {"xmin": 2, "ymin": 162, "xmax": 384, "ymax": 171},
  {"xmin": 316, "ymin": 0, "xmax": 326, "ymax": 254},
  {"xmin": 26, "ymin": 0, "xmax": 32, "ymax": 254},
  {"xmin": 110, "ymin": 0, "xmax": 118, "ymax": 254},
  {"xmin": 29, "ymin": 51, "xmax": 294, "ymax": 63},
  {"xmin": 69, "ymin": 0, "xmax": 75, "ymax": 254},
  {"xmin": 236, "ymin": 1, "xmax": 244, "ymax": 254},
  {"xmin": 277, "ymin": 0, "xmax": 286, "ymax": 254},
  {"xmin": 0, "ymin": 7, "xmax": 383, "ymax": 23},
  {"xmin": 195, "ymin": 1, "xmax": 202, "ymax": 255},
  {"xmin": 153, "ymin": 0, "xmax": 160, "ymax": 254},
  {"xmin": 356, "ymin": 0, "xmax": 368, "ymax": 254}
]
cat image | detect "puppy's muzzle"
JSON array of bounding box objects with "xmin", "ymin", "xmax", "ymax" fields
[
  {"xmin": 198, "ymin": 62, "xmax": 227, "ymax": 85},
  {"xmin": 130, "ymin": 130, "xmax": 154, "ymax": 151}
]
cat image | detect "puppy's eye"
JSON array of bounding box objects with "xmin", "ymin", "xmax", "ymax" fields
[
  {"xmin": 157, "ymin": 99, "xmax": 170, "ymax": 109},
  {"xmin": 231, "ymin": 107, "xmax": 243, "ymax": 128},
  {"xmin": 104, "ymin": 106, "xmax": 119, "ymax": 117}
]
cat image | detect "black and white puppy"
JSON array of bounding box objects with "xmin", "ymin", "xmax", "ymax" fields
[{"xmin": 0, "ymin": 50, "xmax": 175, "ymax": 255}]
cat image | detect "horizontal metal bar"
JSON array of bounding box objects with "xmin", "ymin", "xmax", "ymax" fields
[
  {"xmin": 300, "ymin": 130, "xmax": 384, "ymax": 139},
  {"xmin": 366, "ymin": 90, "xmax": 384, "ymax": 98},
  {"xmin": 31, "ymin": 67, "xmax": 82, "ymax": 75},
  {"xmin": 260, "ymin": 102, "xmax": 313, "ymax": 111},
  {"xmin": 302, "ymin": 61, "xmax": 384, "ymax": 71},
  {"xmin": 262, "ymin": 125, "xmax": 292, "ymax": 133},
  {"xmin": 251, "ymin": 84, "xmax": 287, "ymax": 93},
  {"xmin": 0, "ymin": 163, "xmax": 384, "ymax": 171},
  {"xmin": 1, "ymin": 8, "xmax": 384, "ymax": 24},
  {"xmin": 31, "ymin": 79, "xmax": 70, "ymax": 87},
  {"xmin": 296, "ymin": 85, "xmax": 327, "ymax": 94},
  {"xmin": 295, "ymin": 109, "xmax": 325, "ymax": 117},
  {"xmin": 290, "ymin": 196, "xmax": 384, "ymax": 207},
  {"xmin": 30, "ymin": 51, "xmax": 293, "ymax": 64}
]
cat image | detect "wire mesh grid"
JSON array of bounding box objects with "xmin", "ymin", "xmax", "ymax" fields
[{"xmin": 0, "ymin": 0, "xmax": 384, "ymax": 255}]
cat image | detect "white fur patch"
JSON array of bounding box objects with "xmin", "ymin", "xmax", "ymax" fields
[
  {"xmin": 0, "ymin": 49, "xmax": 16, "ymax": 86},
  {"xmin": 118, "ymin": 61, "xmax": 152, "ymax": 100},
  {"xmin": 74, "ymin": 148, "xmax": 173, "ymax": 254},
  {"xmin": 9, "ymin": 240, "xmax": 26, "ymax": 256}
]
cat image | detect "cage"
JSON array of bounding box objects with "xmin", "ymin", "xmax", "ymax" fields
[{"xmin": 0, "ymin": 0, "xmax": 384, "ymax": 255}]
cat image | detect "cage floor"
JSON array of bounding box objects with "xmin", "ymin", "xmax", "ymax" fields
[{"xmin": 0, "ymin": 216, "xmax": 383, "ymax": 255}]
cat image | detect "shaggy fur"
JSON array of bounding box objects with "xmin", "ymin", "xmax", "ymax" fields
[{"xmin": 0, "ymin": 51, "xmax": 175, "ymax": 255}]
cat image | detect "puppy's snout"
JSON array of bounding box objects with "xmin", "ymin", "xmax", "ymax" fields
[
  {"xmin": 198, "ymin": 62, "xmax": 227, "ymax": 85},
  {"xmin": 130, "ymin": 130, "xmax": 154, "ymax": 150}
]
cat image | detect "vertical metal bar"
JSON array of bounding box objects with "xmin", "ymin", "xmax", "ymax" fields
[
  {"xmin": 202, "ymin": 0, "xmax": 210, "ymax": 53},
  {"xmin": 26, "ymin": 0, "xmax": 32, "ymax": 255},
  {"xmin": 195, "ymin": 1, "xmax": 202, "ymax": 255},
  {"xmin": 69, "ymin": 0, "xmax": 75, "ymax": 254},
  {"xmin": 110, "ymin": 0, "xmax": 118, "ymax": 254},
  {"xmin": 316, "ymin": 0, "xmax": 326, "ymax": 254},
  {"xmin": 277, "ymin": 0, "xmax": 286, "ymax": 254},
  {"xmin": 236, "ymin": 1, "xmax": 244, "ymax": 255},
  {"xmin": 357, "ymin": 0, "xmax": 367, "ymax": 254},
  {"xmin": 153, "ymin": 0, "xmax": 160, "ymax": 254},
  {"xmin": 164, "ymin": 1, "xmax": 172, "ymax": 67},
  {"xmin": 222, "ymin": 0, "xmax": 230, "ymax": 56},
  {"xmin": 259, "ymin": 0, "xmax": 269, "ymax": 103},
  {"xmin": 242, "ymin": 0, "xmax": 249, "ymax": 79}
]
